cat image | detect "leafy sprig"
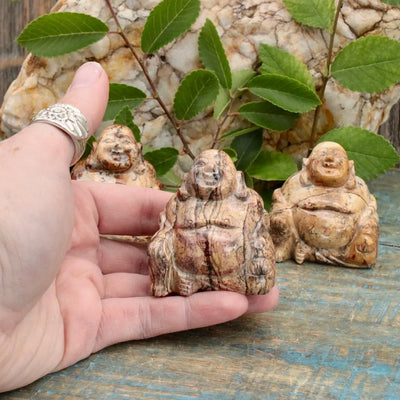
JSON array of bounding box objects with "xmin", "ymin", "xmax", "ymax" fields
[{"xmin": 15, "ymin": 0, "xmax": 400, "ymax": 194}]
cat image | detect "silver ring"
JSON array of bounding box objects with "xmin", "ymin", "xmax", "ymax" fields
[{"xmin": 31, "ymin": 103, "xmax": 89, "ymax": 166}]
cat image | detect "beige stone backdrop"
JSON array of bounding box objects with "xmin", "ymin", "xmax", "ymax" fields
[{"xmin": 0, "ymin": 0, "xmax": 399, "ymax": 153}]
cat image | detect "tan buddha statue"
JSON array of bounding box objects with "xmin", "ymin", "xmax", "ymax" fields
[
  {"xmin": 269, "ymin": 141, "xmax": 378, "ymax": 268},
  {"xmin": 71, "ymin": 124, "xmax": 161, "ymax": 189},
  {"xmin": 148, "ymin": 149, "xmax": 276, "ymax": 296}
]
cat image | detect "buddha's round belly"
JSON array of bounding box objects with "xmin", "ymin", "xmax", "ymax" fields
[
  {"xmin": 173, "ymin": 226, "xmax": 244, "ymax": 275},
  {"xmin": 293, "ymin": 208, "xmax": 357, "ymax": 249}
]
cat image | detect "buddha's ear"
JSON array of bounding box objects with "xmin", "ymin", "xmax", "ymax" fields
[
  {"xmin": 299, "ymin": 157, "xmax": 311, "ymax": 186},
  {"xmin": 177, "ymin": 173, "xmax": 191, "ymax": 201},
  {"xmin": 235, "ymin": 171, "xmax": 249, "ymax": 200},
  {"xmin": 345, "ymin": 160, "xmax": 356, "ymax": 190}
]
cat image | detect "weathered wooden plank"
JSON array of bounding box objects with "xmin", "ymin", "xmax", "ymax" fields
[
  {"xmin": 0, "ymin": 0, "xmax": 54, "ymax": 101},
  {"xmin": 3, "ymin": 169, "xmax": 400, "ymax": 400}
]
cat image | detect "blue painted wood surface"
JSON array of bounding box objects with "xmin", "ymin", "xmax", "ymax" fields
[{"xmin": 3, "ymin": 169, "xmax": 400, "ymax": 400}]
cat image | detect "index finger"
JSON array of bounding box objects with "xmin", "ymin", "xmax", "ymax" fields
[{"xmin": 80, "ymin": 181, "xmax": 172, "ymax": 235}]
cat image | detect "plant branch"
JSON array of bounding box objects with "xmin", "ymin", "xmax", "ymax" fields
[
  {"xmin": 104, "ymin": 0, "xmax": 195, "ymax": 160},
  {"xmin": 308, "ymin": 0, "xmax": 343, "ymax": 154},
  {"xmin": 211, "ymin": 96, "xmax": 236, "ymax": 149}
]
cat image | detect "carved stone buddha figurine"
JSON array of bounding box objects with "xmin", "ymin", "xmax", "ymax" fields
[
  {"xmin": 71, "ymin": 124, "xmax": 161, "ymax": 189},
  {"xmin": 148, "ymin": 149, "xmax": 276, "ymax": 296},
  {"xmin": 269, "ymin": 141, "xmax": 378, "ymax": 268}
]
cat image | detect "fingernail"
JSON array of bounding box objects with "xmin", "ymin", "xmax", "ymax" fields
[{"xmin": 68, "ymin": 62, "xmax": 103, "ymax": 91}]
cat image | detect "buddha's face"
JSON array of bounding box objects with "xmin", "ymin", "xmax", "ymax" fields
[
  {"xmin": 308, "ymin": 142, "xmax": 350, "ymax": 187},
  {"xmin": 95, "ymin": 126, "xmax": 139, "ymax": 172},
  {"xmin": 188, "ymin": 150, "xmax": 237, "ymax": 200}
]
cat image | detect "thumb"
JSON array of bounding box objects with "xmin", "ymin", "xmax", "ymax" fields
[
  {"xmin": 18, "ymin": 62, "xmax": 109, "ymax": 166},
  {"xmin": 60, "ymin": 62, "xmax": 109, "ymax": 135}
]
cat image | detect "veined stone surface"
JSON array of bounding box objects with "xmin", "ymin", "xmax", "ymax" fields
[{"xmin": 1, "ymin": 0, "xmax": 399, "ymax": 172}]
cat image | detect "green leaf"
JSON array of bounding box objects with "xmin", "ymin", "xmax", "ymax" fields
[
  {"xmin": 82, "ymin": 136, "xmax": 97, "ymax": 160},
  {"xmin": 231, "ymin": 129, "xmax": 263, "ymax": 172},
  {"xmin": 143, "ymin": 147, "xmax": 179, "ymax": 177},
  {"xmin": 220, "ymin": 125, "xmax": 261, "ymax": 140},
  {"xmin": 114, "ymin": 106, "xmax": 141, "ymax": 142},
  {"xmin": 16, "ymin": 13, "xmax": 108, "ymax": 57},
  {"xmin": 282, "ymin": 0, "xmax": 335, "ymax": 32},
  {"xmin": 231, "ymin": 69, "xmax": 256, "ymax": 93},
  {"xmin": 142, "ymin": 144, "xmax": 153, "ymax": 155},
  {"xmin": 173, "ymin": 70, "xmax": 219, "ymax": 120},
  {"xmin": 247, "ymin": 74, "xmax": 321, "ymax": 113},
  {"xmin": 213, "ymin": 70, "xmax": 256, "ymax": 118},
  {"xmin": 141, "ymin": 0, "xmax": 201, "ymax": 53},
  {"xmin": 239, "ymin": 101, "xmax": 299, "ymax": 131},
  {"xmin": 318, "ymin": 127, "xmax": 400, "ymax": 180},
  {"xmin": 213, "ymin": 86, "xmax": 230, "ymax": 119},
  {"xmin": 104, "ymin": 83, "xmax": 146, "ymax": 121},
  {"xmin": 159, "ymin": 169, "xmax": 182, "ymax": 191},
  {"xmin": 247, "ymin": 150, "xmax": 298, "ymax": 181},
  {"xmin": 259, "ymin": 188, "xmax": 275, "ymax": 211},
  {"xmin": 380, "ymin": 0, "xmax": 400, "ymax": 5},
  {"xmin": 331, "ymin": 36, "xmax": 400, "ymax": 93},
  {"xmin": 222, "ymin": 147, "xmax": 238, "ymax": 163},
  {"xmin": 259, "ymin": 43, "xmax": 315, "ymax": 89},
  {"xmin": 244, "ymin": 172, "xmax": 254, "ymax": 189},
  {"xmin": 198, "ymin": 19, "xmax": 232, "ymax": 89}
]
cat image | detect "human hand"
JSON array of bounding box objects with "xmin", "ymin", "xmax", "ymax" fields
[{"xmin": 0, "ymin": 62, "xmax": 279, "ymax": 392}]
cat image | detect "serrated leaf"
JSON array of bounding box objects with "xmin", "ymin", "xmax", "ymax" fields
[
  {"xmin": 214, "ymin": 85, "xmax": 230, "ymax": 119},
  {"xmin": 199, "ymin": 19, "xmax": 232, "ymax": 89},
  {"xmin": 259, "ymin": 188, "xmax": 275, "ymax": 211},
  {"xmin": 114, "ymin": 106, "xmax": 141, "ymax": 142},
  {"xmin": 282, "ymin": 0, "xmax": 335, "ymax": 32},
  {"xmin": 143, "ymin": 147, "xmax": 179, "ymax": 177},
  {"xmin": 231, "ymin": 129, "xmax": 263, "ymax": 172},
  {"xmin": 244, "ymin": 172, "xmax": 254, "ymax": 189},
  {"xmin": 239, "ymin": 101, "xmax": 299, "ymax": 131},
  {"xmin": 141, "ymin": 0, "xmax": 200, "ymax": 53},
  {"xmin": 231, "ymin": 69, "xmax": 257, "ymax": 93},
  {"xmin": 213, "ymin": 70, "xmax": 256, "ymax": 118},
  {"xmin": 248, "ymin": 74, "xmax": 321, "ymax": 113},
  {"xmin": 318, "ymin": 127, "xmax": 400, "ymax": 181},
  {"xmin": 222, "ymin": 147, "xmax": 238, "ymax": 163},
  {"xmin": 380, "ymin": 0, "xmax": 400, "ymax": 5},
  {"xmin": 159, "ymin": 169, "xmax": 182, "ymax": 191},
  {"xmin": 220, "ymin": 125, "xmax": 261, "ymax": 140},
  {"xmin": 82, "ymin": 136, "xmax": 97, "ymax": 160},
  {"xmin": 259, "ymin": 43, "xmax": 315, "ymax": 89},
  {"xmin": 331, "ymin": 36, "xmax": 400, "ymax": 93},
  {"xmin": 247, "ymin": 150, "xmax": 298, "ymax": 181},
  {"xmin": 16, "ymin": 13, "xmax": 108, "ymax": 57},
  {"xmin": 173, "ymin": 70, "xmax": 219, "ymax": 120},
  {"xmin": 104, "ymin": 83, "xmax": 146, "ymax": 121}
]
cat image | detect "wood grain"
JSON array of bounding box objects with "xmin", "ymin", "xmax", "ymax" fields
[
  {"xmin": 3, "ymin": 169, "xmax": 400, "ymax": 399},
  {"xmin": 0, "ymin": 0, "xmax": 54, "ymax": 103}
]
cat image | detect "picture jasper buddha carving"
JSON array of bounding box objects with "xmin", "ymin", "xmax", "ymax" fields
[
  {"xmin": 270, "ymin": 141, "xmax": 378, "ymax": 268},
  {"xmin": 148, "ymin": 149, "xmax": 276, "ymax": 296},
  {"xmin": 71, "ymin": 124, "xmax": 161, "ymax": 189}
]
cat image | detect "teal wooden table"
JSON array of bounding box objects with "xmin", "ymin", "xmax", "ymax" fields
[{"xmin": 2, "ymin": 169, "xmax": 400, "ymax": 400}]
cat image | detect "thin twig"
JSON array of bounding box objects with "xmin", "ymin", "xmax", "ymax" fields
[
  {"xmin": 308, "ymin": 0, "xmax": 344, "ymax": 155},
  {"xmin": 104, "ymin": 0, "xmax": 195, "ymax": 159},
  {"xmin": 211, "ymin": 96, "xmax": 236, "ymax": 149}
]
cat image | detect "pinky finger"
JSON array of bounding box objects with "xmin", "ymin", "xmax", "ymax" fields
[{"xmin": 94, "ymin": 292, "xmax": 250, "ymax": 351}]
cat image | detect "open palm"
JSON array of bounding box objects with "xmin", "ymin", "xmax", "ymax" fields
[{"xmin": 0, "ymin": 63, "xmax": 278, "ymax": 392}]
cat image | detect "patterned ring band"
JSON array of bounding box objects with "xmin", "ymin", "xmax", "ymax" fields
[{"xmin": 31, "ymin": 103, "xmax": 89, "ymax": 166}]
